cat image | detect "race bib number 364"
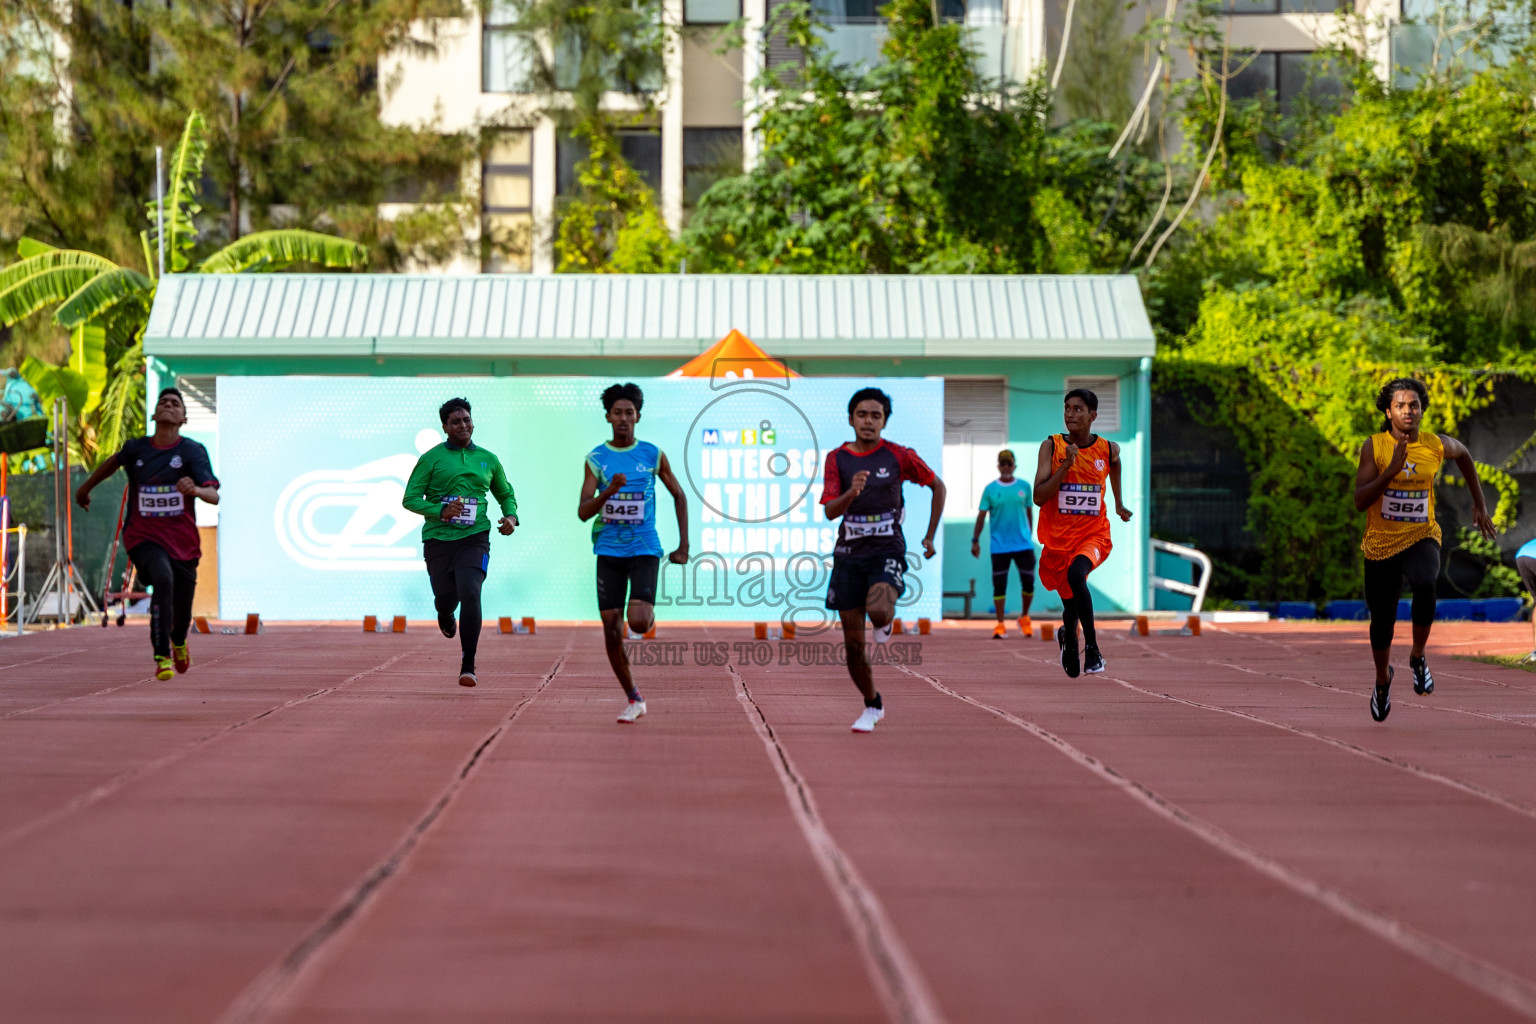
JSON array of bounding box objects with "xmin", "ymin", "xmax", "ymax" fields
[
  {"xmin": 137, "ymin": 485, "xmax": 184, "ymax": 518},
  {"xmin": 1382, "ymin": 489, "xmax": 1430, "ymax": 523},
  {"xmin": 1057, "ymin": 483, "xmax": 1103, "ymax": 516}
]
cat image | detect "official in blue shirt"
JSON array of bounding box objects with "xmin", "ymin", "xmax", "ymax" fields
[{"xmin": 972, "ymin": 449, "xmax": 1036, "ymax": 638}]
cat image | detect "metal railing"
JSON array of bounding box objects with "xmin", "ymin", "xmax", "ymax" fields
[
  {"xmin": 1150, "ymin": 538, "xmax": 1212, "ymax": 615},
  {"xmin": 1, "ymin": 521, "xmax": 25, "ymax": 637}
]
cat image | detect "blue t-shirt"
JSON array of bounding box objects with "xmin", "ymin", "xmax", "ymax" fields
[
  {"xmin": 1518, "ymin": 537, "xmax": 1536, "ymax": 561},
  {"xmin": 587, "ymin": 440, "xmax": 664, "ymax": 557},
  {"xmin": 980, "ymin": 478, "xmax": 1033, "ymax": 553}
]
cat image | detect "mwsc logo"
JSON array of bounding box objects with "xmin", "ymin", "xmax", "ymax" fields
[{"xmin": 701, "ymin": 427, "xmax": 777, "ymax": 446}]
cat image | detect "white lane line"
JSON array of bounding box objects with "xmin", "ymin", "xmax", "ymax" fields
[
  {"xmin": 899, "ymin": 663, "xmax": 1536, "ymax": 1021},
  {"xmin": 217, "ymin": 647, "xmax": 571, "ymax": 1024},
  {"xmin": 728, "ymin": 665, "xmax": 949, "ymax": 1024}
]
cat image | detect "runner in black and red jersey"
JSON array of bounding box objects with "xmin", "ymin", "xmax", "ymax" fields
[
  {"xmin": 75, "ymin": 388, "xmax": 219, "ymax": 681},
  {"xmin": 821, "ymin": 387, "xmax": 946, "ymax": 733}
]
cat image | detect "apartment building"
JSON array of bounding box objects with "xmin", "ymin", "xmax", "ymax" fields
[{"xmin": 380, "ymin": 0, "xmax": 1407, "ymax": 274}]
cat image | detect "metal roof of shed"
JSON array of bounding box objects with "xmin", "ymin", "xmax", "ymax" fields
[{"xmin": 144, "ymin": 273, "xmax": 1155, "ymax": 359}]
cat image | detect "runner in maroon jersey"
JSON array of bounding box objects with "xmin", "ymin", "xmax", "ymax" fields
[
  {"xmin": 821, "ymin": 387, "xmax": 946, "ymax": 733},
  {"xmin": 76, "ymin": 388, "xmax": 219, "ymax": 681}
]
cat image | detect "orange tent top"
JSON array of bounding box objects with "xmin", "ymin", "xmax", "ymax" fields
[{"xmin": 666, "ymin": 329, "xmax": 800, "ymax": 381}]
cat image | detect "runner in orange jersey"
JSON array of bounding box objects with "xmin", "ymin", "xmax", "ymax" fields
[{"xmin": 1033, "ymin": 388, "xmax": 1133, "ymax": 678}]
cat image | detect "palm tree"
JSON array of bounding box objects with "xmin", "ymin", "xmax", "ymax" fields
[{"xmin": 0, "ymin": 111, "xmax": 368, "ymax": 465}]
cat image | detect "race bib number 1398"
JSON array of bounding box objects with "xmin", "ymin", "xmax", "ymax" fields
[{"xmin": 137, "ymin": 485, "xmax": 184, "ymax": 517}]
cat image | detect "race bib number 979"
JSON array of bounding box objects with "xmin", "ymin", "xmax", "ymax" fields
[
  {"xmin": 1382, "ymin": 489, "xmax": 1430, "ymax": 523},
  {"xmin": 137, "ymin": 485, "xmax": 184, "ymax": 518},
  {"xmin": 602, "ymin": 492, "xmax": 646, "ymax": 524},
  {"xmin": 1057, "ymin": 483, "xmax": 1103, "ymax": 516}
]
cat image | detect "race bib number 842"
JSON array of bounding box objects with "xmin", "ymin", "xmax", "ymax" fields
[
  {"xmin": 602, "ymin": 492, "xmax": 646, "ymax": 524},
  {"xmin": 137, "ymin": 485, "xmax": 184, "ymax": 518},
  {"xmin": 1057, "ymin": 483, "xmax": 1103, "ymax": 516}
]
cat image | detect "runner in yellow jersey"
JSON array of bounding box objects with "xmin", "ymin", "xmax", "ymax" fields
[{"xmin": 1353, "ymin": 378, "xmax": 1496, "ymax": 722}]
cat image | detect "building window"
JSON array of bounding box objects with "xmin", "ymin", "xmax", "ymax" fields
[
  {"xmin": 483, "ymin": 131, "xmax": 534, "ymax": 273},
  {"xmin": 1226, "ymin": 51, "xmax": 1347, "ymax": 117},
  {"xmin": 1064, "ymin": 376, "xmax": 1121, "ymax": 433},
  {"xmin": 684, "ymin": 128, "xmax": 743, "ymax": 214},
  {"xmin": 556, "ymin": 131, "xmax": 663, "ymax": 195},
  {"xmin": 1222, "ymin": 0, "xmax": 1349, "ymax": 12},
  {"xmin": 944, "ymin": 379, "xmax": 1008, "ymax": 444},
  {"xmin": 483, "ymin": 2, "xmax": 533, "ymax": 93},
  {"xmin": 686, "ymin": 0, "xmax": 741, "ymax": 23}
]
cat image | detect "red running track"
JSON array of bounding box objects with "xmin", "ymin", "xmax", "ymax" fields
[{"xmin": 0, "ymin": 619, "xmax": 1534, "ymax": 1023}]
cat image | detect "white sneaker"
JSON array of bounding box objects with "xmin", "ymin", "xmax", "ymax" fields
[
  {"xmin": 617, "ymin": 700, "xmax": 647, "ymax": 724},
  {"xmin": 851, "ymin": 706, "xmax": 884, "ymax": 733},
  {"xmin": 872, "ymin": 622, "xmax": 893, "ymax": 645}
]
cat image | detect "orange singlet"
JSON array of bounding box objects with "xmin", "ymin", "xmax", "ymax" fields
[{"xmin": 1038, "ymin": 434, "xmax": 1114, "ymax": 599}]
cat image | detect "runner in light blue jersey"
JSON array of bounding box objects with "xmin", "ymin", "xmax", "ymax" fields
[{"xmin": 577, "ymin": 383, "xmax": 690, "ymax": 723}]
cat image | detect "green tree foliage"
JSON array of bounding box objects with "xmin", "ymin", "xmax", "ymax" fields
[
  {"xmin": 684, "ymin": 0, "xmax": 1068, "ymax": 273},
  {"xmin": 0, "ymin": 113, "xmax": 367, "ymax": 468},
  {"xmin": 0, "ymin": 0, "xmax": 475, "ymax": 271},
  {"xmin": 1147, "ymin": 40, "xmax": 1536, "ymax": 599}
]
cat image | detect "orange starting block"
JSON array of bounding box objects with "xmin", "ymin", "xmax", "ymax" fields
[
  {"xmin": 244, "ymin": 614, "xmax": 263, "ymax": 635},
  {"xmin": 499, "ymin": 617, "xmax": 514, "ymax": 634},
  {"xmin": 917, "ymin": 617, "xmax": 931, "ymax": 635},
  {"xmin": 1186, "ymin": 614, "xmax": 1202, "ymax": 636},
  {"xmin": 782, "ymin": 621, "xmax": 796, "ymax": 640},
  {"xmin": 194, "ymin": 616, "xmax": 212, "ymax": 634},
  {"xmin": 363, "ymin": 616, "xmax": 378, "ymax": 632},
  {"xmin": 754, "ymin": 622, "xmax": 768, "ymax": 640},
  {"xmin": 522, "ymin": 616, "xmax": 536, "ymax": 635},
  {"xmin": 391, "ymin": 615, "xmax": 407, "ymax": 633},
  {"xmin": 1133, "ymin": 615, "xmax": 1150, "ymax": 636},
  {"xmin": 1040, "ymin": 623, "xmax": 1056, "ymax": 642}
]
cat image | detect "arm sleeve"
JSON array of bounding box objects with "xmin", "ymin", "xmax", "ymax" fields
[
  {"xmin": 896, "ymin": 444, "xmax": 936, "ymax": 486},
  {"xmin": 189, "ymin": 443, "xmax": 219, "ymax": 487},
  {"xmin": 401, "ymin": 454, "xmax": 438, "ymax": 519},
  {"xmin": 978, "ymin": 484, "xmax": 993, "ymax": 512},
  {"xmin": 491, "ymin": 456, "xmax": 518, "ymax": 519},
  {"xmin": 819, "ymin": 450, "xmax": 841, "ymax": 505}
]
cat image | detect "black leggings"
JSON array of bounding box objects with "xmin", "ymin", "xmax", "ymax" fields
[
  {"xmin": 1363, "ymin": 537, "xmax": 1440, "ymax": 651},
  {"xmin": 1060, "ymin": 555, "xmax": 1097, "ymax": 649},
  {"xmin": 431, "ymin": 567, "xmax": 486, "ymax": 672},
  {"xmin": 129, "ymin": 542, "xmax": 198, "ymax": 660},
  {"xmin": 990, "ymin": 549, "xmax": 1035, "ymax": 604}
]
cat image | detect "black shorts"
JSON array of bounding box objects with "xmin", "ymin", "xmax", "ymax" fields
[
  {"xmin": 596, "ymin": 555, "xmax": 660, "ymax": 611},
  {"xmin": 825, "ymin": 552, "xmax": 907, "ymax": 611},
  {"xmin": 990, "ymin": 549, "xmax": 1036, "ymax": 597},
  {"xmin": 424, "ymin": 530, "xmax": 491, "ymax": 579},
  {"xmin": 1518, "ymin": 556, "xmax": 1536, "ymax": 595}
]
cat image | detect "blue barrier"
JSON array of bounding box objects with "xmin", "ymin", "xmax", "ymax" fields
[
  {"xmin": 1323, "ymin": 600, "xmax": 1369, "ymax": 620},
  {"xmin": 1437, "ymin": 598, "xmax": 1475, "ymax": 621},
  {"xmin": 1397, "ymin": 599, "xmax": 1412, "ymax": 621},
  {"xmin": 1480, "ymin": 597, "xmax": 1526, "ymax": 623},
  {"xmin": 1276, "ymin": 601, "xmax": 1317, "ymax": 620}
]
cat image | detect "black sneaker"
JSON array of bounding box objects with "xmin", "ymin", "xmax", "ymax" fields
[
  {"xmin": 1410, "ymin": 655, "xmax": 1434, "ymax": 695},
  {"xmin": 1058, "ymin": 628, "xmax": 1080, "ymax": 678},
  {"xmin": 438, "ymin": 614, "xmax": 456, "ymax": 639},
  {"xmin": 1370, "ymin": 665, "xmax": 1393, "ymax": 723},
  {"xmin": 1083, "ymin": 645, "xmax": 1105, "ymax": 675}
]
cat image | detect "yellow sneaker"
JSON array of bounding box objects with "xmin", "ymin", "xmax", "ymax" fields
[
  {"xmin": 173, "ymin": 643, "xmax": 191, "ymax": 674},
  {"xmin": 1017, "ymin": 615, "xmax": 1033, "ymax": 637},
  {"xmin": 154, "ymin": 656, "xmax": 174, "ymax": 681},
  {"xmin": 991, "ymin": 622, "xmax": 1007, "ymax": 639}
]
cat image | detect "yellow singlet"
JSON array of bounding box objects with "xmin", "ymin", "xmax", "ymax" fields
[{"xmin": 1361, "ymin": 431, "xmax": 1443, "ymax": 560}]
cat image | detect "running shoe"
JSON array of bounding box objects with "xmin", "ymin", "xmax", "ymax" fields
[
  {"xmin": 458, "ymin": 671, "xmax": 477, "ymax": 688},
  {"xmin": 617, "ymin": 699, "xmax": 647, "ymax": 724},
  {"xmin": 992, "ymin": 622, "xmax": 1007, "ymax": 639},
  {"xmin": 872, "ymin": 621, "xmax": 893, "ymax": 645},
  {"xmin": 1058, "ymin": 628, "xmax": 1080, "ymax": 678},
  {"xmin": 851, "ymin": 705, "xmax": 885, "ymax": 733},
  {"xmin": 154, "ymin": 656, "xmax": 174, "ymax": 681},
  {"xmin": 1017, "ymin": 615, "xmax": 1033, "ymax": 637},
  {"xmin": 1370, "ymin": 665, "xmax": 1393, "ymax": 723},
  {"xmin": 1083, "ymin": 645, "xmax": 1105, "ymax": 674},
  {"xmin": 439, "ymin": 614, "xmax": 456, "ymax": 639},
  {"xmin": 1523, "ymin": 651, "xmax": 1536, "ymax": 664},
  {"xmin": 172, "ymin": 643, "xmax": 191, "ymax": 674},
  {"xmin": 1410, "ymin": 654, "xmax": 1434, "ymax": 695}
]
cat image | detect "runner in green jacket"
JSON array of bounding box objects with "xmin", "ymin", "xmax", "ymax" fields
[{"xmin": 402, "ymin": 397, "xmax": 518, "ymax": 688}]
